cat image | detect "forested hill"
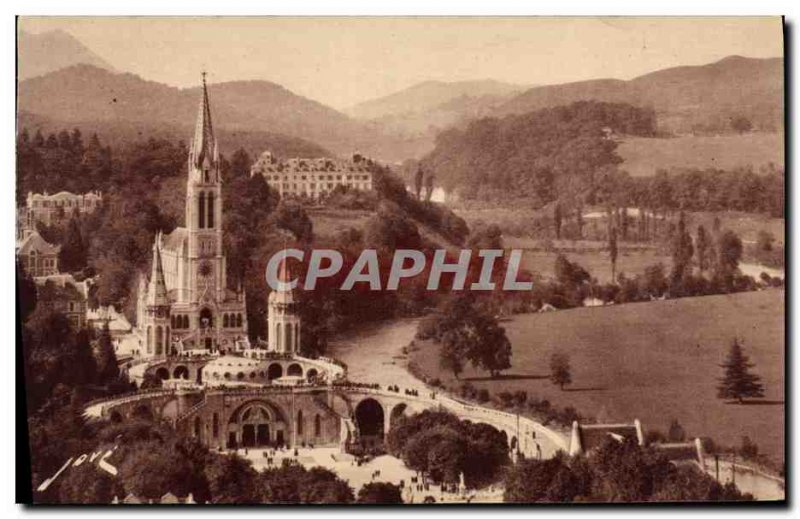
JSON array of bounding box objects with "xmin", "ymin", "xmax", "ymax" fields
[
  {"xmin": 17, "ymin": 110, "xmax": 332, "ymax": 161},
  {"xmin": 498, "ymin": 56, "xmax": 783, "ymax": 134},
  {"xmin": 421, "ymin": 101, "xmax": 656, "ymax": 204}
]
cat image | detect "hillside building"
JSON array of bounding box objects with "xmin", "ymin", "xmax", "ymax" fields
[
  {"xmin": 250, "ymin": 151, "xmax": 373, "ymax": 199},
  {"xmin": 19, "ymin": 191, "xmax": 102, "ymax": 238},
  {"xmin": 17, "ymin": 230, "xmax": 60, "ymax": 277}
]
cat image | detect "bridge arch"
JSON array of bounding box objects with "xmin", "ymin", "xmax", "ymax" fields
[
  {"xmin": 267, "ymin": 363, "xmax": 283, "ymax": 380},
  {"xmin": 389, "ymin": 403, "xmax": 408, "ymax": 426},
  {"xmin": 306, "ymin": 368, "xmax": 319, "ymax": 382},
  {"xmin": 155, "ymin": 367, "xmax": 170, "ymax": 380},
  {"xmin": 287, "ymin": 363, "xmax": 303, "ymax": 377},
  {"xmin": 354, "ymin": 398, "xmax": 385, "ymax": 442},
  {"xmin": 173, "ymin": 365, "xmax": 189, "ymax": 380}
]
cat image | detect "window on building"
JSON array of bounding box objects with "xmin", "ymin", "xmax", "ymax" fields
[
  {"xmin": 207, "ymin": 193, "xmax": 215, "ymax": 228},
  {"xmin": 198, "ymin": 192, "xmax": 206, "ymax": 229}
]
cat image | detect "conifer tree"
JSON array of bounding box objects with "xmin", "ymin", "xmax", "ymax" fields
[
  {"xmin": 58, "ymin": 218, "xmax": 87, "ymax": 273},
  {"xmin": 609, "ymin": 226, "xmax": 618, "ymax": 283},
  {"xmin": 95, "ymin": 323, "xmax": 119, "ymax": 384},
  {"xmin": 717, "ymin": 338, "xmax": 764, "ymax": 404}
]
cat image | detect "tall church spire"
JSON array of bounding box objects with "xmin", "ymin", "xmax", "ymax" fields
[
  {"xmin": 189, "ymin": 71, "xmax": 219, "ymax": 172},
  {"xmin": 147, "ymin": 233, "xmax": 169, "ymax": 306}
]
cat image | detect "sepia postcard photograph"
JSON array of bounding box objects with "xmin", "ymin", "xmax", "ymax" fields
[{"xmin": 13, "ymin": 14, "xmax": 786, "ymax": 507}]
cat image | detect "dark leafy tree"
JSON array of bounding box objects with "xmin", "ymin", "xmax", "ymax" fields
[
  {"xmin": 439, "ymin": 333, "xmax": 464, "ymax": 379},
  {"xmin": 414, "ymin": 166, "xmax": 424, "ymax": 201},
  {"xmin": 94, "ymin": 323, "xmax": 119, "ymax": 384},
  {"xmin": 730, "ymin": 115, "xmax": 753, "ymax": 134},
  {"xmin": 119, "ymin": 441, "xmax": 196, "ymax": 501},
  {"xmin": 424, "ymin": 172, "xmax": 435, "ymax": 202},
  {"xmin": 204, "ymin": 454, "xmax": 260, "ymax": 504},
  {"xmin": 549, "ymin": 353, "xmax": 572, "ymax": 390},
  {"xmin": 357, "ymin": 482, "xmax": 403, "ymax": 504},
  {"xmin": 670, "ymin": 212, "xmax": 694, "ymax": 288},
  {"xmin": 696, "ymin": 225, "xmax": 711, "ymax": 272},
  {"xmin": 609, "ymin": 226, "xmax": 618, "ymax": 283},
  {"xmin": 58, "ymin": 218, "xmax": 88, "ymax": 273},
  {"xmin": 57, "ymin": 463, "xmax": 120, "ymax": 504},
  {"xmin": 714, "ymin": 230, "xmax": 743, "ymax": 290}
]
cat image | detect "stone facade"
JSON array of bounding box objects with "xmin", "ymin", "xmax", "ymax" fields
[
  {"xmin": 136, "ymin": 77, "xmax": 247, "ymax": 358},
  {"xmin": 20, "ymin": 191, "xmax": 102, "ymax": 238},
  {"xmin": 250, "ymin": 151, "xmax": 373, "ymax": 199},
  {"xmin": 17, "ymin": 230, "xmax": 60, "ymax": 277},
  {"xmin": 177, "ymin": 389, "xmax": 344, "ymax": 450},
  {"xmin": 34, "ymin": 275, "xmax": 88, "ymax": 329}
]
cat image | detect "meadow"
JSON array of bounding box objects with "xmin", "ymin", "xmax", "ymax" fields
[
  {"xmin": 409, "ymin": 289, "xmax": 785, "ymax": 464},
  {"xmin": 616, "ymin": 133, "xmax": 784, "ymax": 177}
]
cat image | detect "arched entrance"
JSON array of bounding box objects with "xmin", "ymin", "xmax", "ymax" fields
[
  {"xmin": 173, "ymin": 365, "xmax": 189, "ymax": 380},
  {"xmin": 267, "ymin": 363, "xmax": 283, "ymax": 380},
  {"xmin": 199, "ymin": 307, "xmax": 213, "ymax": 329},
  {"xmin": 155, "ymin": 367, "xmax": 170, "ymax": 380},
  {"xmin": 287, "ymin": 363, "xmax": 303, "ymax": 377},
  {"xmin": 306, "ymin": 368, "xmax": 319, "ymax": 382},
  {"xmin": 229, "ymin": 402, "xmax": 284, "ymax": 448},
  {"xmin": 389, "ymin": 403, "xmax": 408, "ymax": 427},
  {"xmin": 354, "ymin": 398, "xmax": 385, "ymax": 444}
]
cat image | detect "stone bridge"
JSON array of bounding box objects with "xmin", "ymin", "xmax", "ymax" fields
[{"xmin": 84, "ymin": 383, "xmax": 568, "ymax": 459}]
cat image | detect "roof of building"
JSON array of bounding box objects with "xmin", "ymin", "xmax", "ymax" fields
[
  {"xmin": 87, "ymin": 305, "xmax": 133, "ymax": 332},
  {"xmin": 653, "ymin": 441, "xmax": 703, "ymax": 465},
  {"xmin": 161, "ymin": 227, "xmax": 188, "ymax": 253},
  {"xmin": 569, "ymin": 420, "xmax": 644, "ymax": 455},
  {"xmin": 189, "ymin": 75, "xmax": 218, "ymax": 170},
  {"xmin": 28, "ymin": 191, "xmax": 102, "ymax": 200},
  {"xmin": 17, "ymin": 230, "xmax": 60, "ymax": 256},
  {"xmin": 34, "ymin": 274, "xmax": 88, "ymax": 299},
  {"xmin": 147, "ymin": 232, "xmax": 169, "ymax": 306},
  {"xmin": 251, "ymin": 151, "xmax": 372, "ymax": 175}
]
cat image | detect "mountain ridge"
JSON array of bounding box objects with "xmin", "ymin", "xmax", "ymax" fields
[
  {"xmin": 498, "ymin": 55, "xmax": 783, "ymax": 134},
  {"xmin": 17, "ymin": 64, "xmax": 385, "ymax": 160},
  {"xmin": 17, "ymin": 29, "xmax": 116, "ymax": 80}
]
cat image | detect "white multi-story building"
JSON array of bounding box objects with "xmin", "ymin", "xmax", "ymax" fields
[{"xmin": 250, "ymin": 151, "xmax": 373, "ymax": 199}]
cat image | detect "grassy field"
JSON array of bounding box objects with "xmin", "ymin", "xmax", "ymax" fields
[
  {"xmin": 410, "ymin": 290, "xmax": 785, "ymax": 463},
  {"xmin": 506, "ymin": 236, "xmax": 668, "ymax": 284},
  {"xmin": 617, "ymin": 133, "xmax": 784, "ymax": 177},
  {"xmin": 308, "ymin": 208, "xmax": 374, "ymax": 240}
]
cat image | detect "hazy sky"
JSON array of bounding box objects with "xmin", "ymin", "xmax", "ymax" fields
[{"xmin": 19, "ymin": 16, "xmax": 783, "ymax": 109}]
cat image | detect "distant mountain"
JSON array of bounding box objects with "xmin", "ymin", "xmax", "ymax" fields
[
  {"xmin": 498, "ymin": 56, "xmax": 784, "ymax": 134},
  {"xmin": 346, "ymin": 80, "xmax": 526, "ymax": 155},
  {"xmin": 348, "ymin": 79, "xmax": 525, "ymax": 119},
  {"xmin": 16, "ymin": 65, "xmax": 390, "ymax": 159},
  {"xmin": 17, "ymin": 29, "xmax": 115, "ymax": 81}
]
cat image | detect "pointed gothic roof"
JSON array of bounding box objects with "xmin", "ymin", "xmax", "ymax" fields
[
  {"xmin": 147, "ymin": 232, "xmax": 169, "ymax": 306},
  {"xmin": 189, "ymin": 72, "xmax": 219, "ymax": 171}
]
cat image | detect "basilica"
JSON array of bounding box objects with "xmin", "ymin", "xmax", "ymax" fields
[{"xmin": 136, "ymin": 76, "xmax": 248, "ymax": 358}]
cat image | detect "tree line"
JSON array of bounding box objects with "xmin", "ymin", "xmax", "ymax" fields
[
  {"xmin": 422, "ymin": 100, "xmax": 657, "ymax": 205},
  {"xmin": 503, "ymin": 437, "xmax": 751, "ymax": 502}
]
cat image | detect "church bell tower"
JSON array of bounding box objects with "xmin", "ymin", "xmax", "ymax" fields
[{"xmin": 186, "ymin": 72, "xmax": 225, "ymax": 304}]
